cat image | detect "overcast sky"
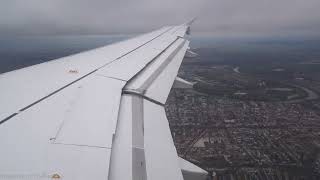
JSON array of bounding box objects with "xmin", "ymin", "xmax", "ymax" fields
[{"xmin": 1, "ymin": 0, "xmax": 320, "ymax": 37}]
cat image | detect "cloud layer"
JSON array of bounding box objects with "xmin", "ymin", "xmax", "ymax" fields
[{"xmin": 1, "ymin": 0, "xmax": 320, "ymax": 37}]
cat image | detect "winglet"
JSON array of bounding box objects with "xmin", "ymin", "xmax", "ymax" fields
[
  {"xmin": 186, "ymin": 17, "xmax": 197, "ymax": 26},
  {"xmin": 185, "ymin": 17, "xmax": 196, "ymax": 35}
]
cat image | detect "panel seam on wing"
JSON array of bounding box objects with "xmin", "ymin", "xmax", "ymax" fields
[{"xmin": 51, "ymin": 142, "xmax": 112, "ymax": 149}]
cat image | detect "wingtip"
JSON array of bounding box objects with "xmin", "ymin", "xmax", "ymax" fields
[{"xmin": 186, "ymin": 17, "xmax": 197, "ymax": 26}]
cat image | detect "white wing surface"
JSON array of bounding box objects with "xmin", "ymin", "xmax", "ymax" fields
[{"xmin": 0, "ymin": 21, "xmax": 208, "ymax": 180}]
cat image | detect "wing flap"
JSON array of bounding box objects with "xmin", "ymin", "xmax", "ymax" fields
[
  {"xmin": 144, "ymin": 41, "xmax": 189, "ymax": 104},
  {"xmin": 124, "ymin": 39, "xmax": 189, "ymax": 104},
  {"xmin": 144, "ymin": 99, "xmax": 184, "ymax": 180},
  {"xmin": 179, "ymin": 157, "xmax": 208, "ymax": 180},
  {"xmin": 108, "ymin": 95, "xmax": 142, "ymax": 180},
  {"xmin": 124, "ymin": 38, "xmax": 185, "ymax": 91}
]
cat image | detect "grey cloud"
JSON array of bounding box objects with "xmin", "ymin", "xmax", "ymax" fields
[{"xmin": 0, "ymin": 0, "xmax": 320, "ymax": 37}]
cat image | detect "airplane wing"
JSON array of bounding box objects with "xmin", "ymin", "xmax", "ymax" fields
[{"xmin": 0, "ymin": 21, "xmax": 208, "ymax": 180}]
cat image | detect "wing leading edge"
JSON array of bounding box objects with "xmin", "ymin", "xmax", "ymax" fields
[{"xmin": 0, "ymin": 21, "xmax": 208, "ymax": 180}]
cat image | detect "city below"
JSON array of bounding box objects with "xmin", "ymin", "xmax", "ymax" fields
[{"xmin": 165, "ymin": 41, "xmax": 320, "ymax": 180}]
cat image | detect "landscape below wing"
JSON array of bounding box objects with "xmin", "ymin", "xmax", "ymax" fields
[{"xmin": 0, "ymin": 21, "xmax": 208, "ymax": 180}]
